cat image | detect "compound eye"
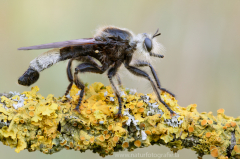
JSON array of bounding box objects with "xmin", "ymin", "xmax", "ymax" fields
[{"xmin": 144, "ymin": 38, "xmax": 152, "ymax": 52}]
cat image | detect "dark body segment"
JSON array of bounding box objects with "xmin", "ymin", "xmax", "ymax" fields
[
  {"xmin": 95, "ymin": 27, "xmax": 132, "ymax": 41},
  {"xmin": 18, "ymin": 68, "xmax": 39, "ymax": 86}
]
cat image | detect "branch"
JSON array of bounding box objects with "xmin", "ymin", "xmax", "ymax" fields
[{"xmin": 0, "ymin": 82, "xmax": 239, "ymax": 158}]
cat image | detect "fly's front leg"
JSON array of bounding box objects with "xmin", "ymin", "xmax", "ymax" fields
[
  {"xmin": 124, "ymin": 63, "xmax": 175, "ymax": 115},
  {"xmin": 73, "ymin": 63, "xmax": 105, "ymax": 112},
  {"xmin": 133, "ymin": 60, "xmax": 175, "ymax": 97}
]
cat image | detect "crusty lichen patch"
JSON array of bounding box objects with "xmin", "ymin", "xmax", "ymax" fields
[{"xmin": 0, "ymin": 82, "xmax": 240, "ymax": 158}]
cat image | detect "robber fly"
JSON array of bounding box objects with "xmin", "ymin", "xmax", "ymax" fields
[{"xmin": 18, "ymin": 26, "xmax": 175, "ymax": 117}]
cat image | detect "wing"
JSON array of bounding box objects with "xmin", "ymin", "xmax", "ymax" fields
[{"xmin": 18, "ymin": 38, "xmax": 104, "ymax": 50}]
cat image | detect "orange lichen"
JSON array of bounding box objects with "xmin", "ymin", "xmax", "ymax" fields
[
  {"xmin": 223, "ymin": 126, "xmax": 227, "ymax": 130},
  {"xmin": 60, "ymin": 140, "xmax": 67, "ymax": 146},
  {"xmin": 80, "ymin": 136, "xmax": 85, "ymax": 140},
  {"xmin": 122, "ymin": 142, "xmax": 129, "ymax": 148},
  {"xmin": 231, "ymin": 121, "xmax": 236, "ymax": 127},
  {"xmin": 226, "ymin": 123, "xmax": 231, "ymax": 128},
  {"xmin": 191, "ymin": 104, "xmax": 197, "ymax": 107},
  {"xmin": 217, "ymin": 109, "xmax": 225, "ymax": 114},
  {"xmin": 201, "ymin": 120, "xmax": 207, "ymax": 126},
  {"xmin": 138, "ymin": 108, "xmax": 144, "ymax": 113},
  {"xmin": 113, "ymin": 136, "xmax": 119, "ymax": 143},
  {"xmin": 187, "ymin": 104, "xmax": 197, "ymax": 112},
  {"xmin": 206, "ymin": 132, "xmax": 211, "ymax": 138},
  {"xmin": 29, "ymin": 111, "xmax": 34, "ymax": 117},
  {"xmin": 103, "ymin": 130, "xmax": 108, "ymax": 135},
  {"xmin": 98, "ymin": 135, "xmax": 105, "ymax": 142},
  {"xmin": 76, "ymin": 146, "xmax": 81, "ymax": 151},
  {"xmin": 130, "ymin": 104, "xmax": 135, "ymax": 109},
  {"xmin": 136, "ymin": 102, "xmax": 144, "ymax": 107},
  {"xmin": 134, "ymin": 140, "xmax": 141, "ymax": 147},
  {"xmin": 86, "ymin": 109, "xmax": 92, "ymax": 114},
  {"xmin": 108, "ymin": 125, "xmax": 113, "ymax": 131},
  {"xmin": 65, "ymin": 146, "xmax": 70, "ymax": 150},
  {"xmin": 90, "ymin": 137, "xmax": 95, "ymax": 143},
  {"xmin": 188, "ymin": 126, "xmax": 194, "ymax": 133},
  {"xmin": 28, "ymin": 106, "xmax": 35, "ymax": 110},
  {"xmin": 234, "ymin": 145, "xmax": 240, "ymax": 153},
  {"xmin": 145, "ymin": 130, "xmax": 151, "ymax": 135},
  {"xmin": 70, "ymin": 142, "xmax": 74, "ymax": 148},
  {"xmin": 210, "ymin": 146, "xmax": 218, "ymax": 157},
  {"xmin": 207, "ymin": 120, "xmax": 213, "ymax": 125},
  {"xmin": 105, "ymin": 134, "xmax": 110, "ymax": 139}
]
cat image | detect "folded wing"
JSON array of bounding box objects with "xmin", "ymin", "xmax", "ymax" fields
[{"xmin": 18, "ymin": 38, "xmax": 103, "ymax": 50}]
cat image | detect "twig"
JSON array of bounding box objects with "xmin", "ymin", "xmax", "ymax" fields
[{"xmin": 0, "ymin": 82, "xmax": 239, "ymax": 158}]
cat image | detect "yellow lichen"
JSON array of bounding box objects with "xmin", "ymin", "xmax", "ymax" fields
[{"xmin": 0, "ymin": 82, "xmax": 239, "ymax": 158}]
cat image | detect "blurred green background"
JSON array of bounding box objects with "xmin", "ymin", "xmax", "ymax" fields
[{"xmin": 1, "ymin": 0, "xmax": 240, "ymax": 158}]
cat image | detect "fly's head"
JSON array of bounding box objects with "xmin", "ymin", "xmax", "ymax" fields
[{"xmin": 132, "ymin": 29, "xmax": 165, "ymax": 62}]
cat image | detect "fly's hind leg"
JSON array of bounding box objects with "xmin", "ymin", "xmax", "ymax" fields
[
  {"xmin": 73, "ymin": 63, "xmax": 105, "ymax": 112},
  {"xmin": 65, "ymin": 56, "xmax": 103, "ymax": 96},
  {"xmin": 65, "ymin": 59, "xmax": 74, "ymax": 96},
  {"xmin": 108, "ymin": 61, "xmax": 123, "ymax": 117}
]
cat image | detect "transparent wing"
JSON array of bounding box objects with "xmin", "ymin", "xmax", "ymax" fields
[{"xmin": 18, "ymin": 38, "xmax": 103, "ymax": 50}]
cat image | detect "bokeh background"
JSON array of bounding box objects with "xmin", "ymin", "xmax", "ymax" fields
[{"xmin": 1, "ymin": 0, "xmax": 240, "ymax": 159}]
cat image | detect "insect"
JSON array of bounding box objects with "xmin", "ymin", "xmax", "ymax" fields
[{"xmin": 18, "ymin": 26, "xmax": 175, "ymax": 117}]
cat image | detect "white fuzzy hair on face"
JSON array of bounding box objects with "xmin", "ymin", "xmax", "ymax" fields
[{"xmin": 130, "ymin": 32, "xmax": 166, "ymax": 65}]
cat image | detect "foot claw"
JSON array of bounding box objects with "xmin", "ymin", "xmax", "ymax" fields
[
  {"xmin": 74, "ymin": 108, "xmax": 81, "ymax": 114},
  {"xmin": 61, "ymin": 95, "xmax": 69, "ymax": 103},
  {"xmin": 115, "ymin": 112, "xmax": 123, "ymax": 118},
  {"xmin": 170, "ymin": 112, "xmax": 177, "ymax": 118}
]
